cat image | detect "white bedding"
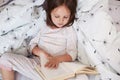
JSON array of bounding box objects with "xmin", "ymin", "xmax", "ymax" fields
[{"xmin": 0, "ymin": 0, "xmax": 120, "ymax": 80}]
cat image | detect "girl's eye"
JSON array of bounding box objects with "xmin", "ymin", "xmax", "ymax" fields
[
  {"xmin": 55, "ymin": 16, "xmax": 59, "ymax": 18},
  {"xmin": 64, "ymin": 16, "xmax": 68, "ymax": 19}
]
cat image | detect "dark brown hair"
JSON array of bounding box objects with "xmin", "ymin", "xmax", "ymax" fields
[{"xmin": 43, "ymin": 0, "xmax": 77, "ymax": 27}]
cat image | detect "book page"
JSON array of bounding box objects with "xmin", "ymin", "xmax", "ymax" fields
[
  {"xmin": 62, "ymin": 62, "xmax": 87, "ymax": 72},
  {"xmin": 39, "ymin": 53, "xmax": 75, "ymax": 80},
  {"xmin": 41, "ymin": 64, "xmax": 74, "ymax": 80},
  {"xmin": 39, "ymin": 53, "xmax": 48, "ymax": 69},
  {"xmin": 63, "ymin": 62, "xmax": 98, "ymax": 75}
]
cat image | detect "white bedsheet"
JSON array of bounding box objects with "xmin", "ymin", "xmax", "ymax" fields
[{"xmin": 0, "ymin": 0, "xmax": 120, "ymax": 80}]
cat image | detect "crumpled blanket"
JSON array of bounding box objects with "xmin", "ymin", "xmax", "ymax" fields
[
  {"xmin": 0, "ymin": 0, "xmax": 45, "ymax": 55},
  {"xmin": 0, "ymin": 0, "xmax": 120, "ymax": 80}
]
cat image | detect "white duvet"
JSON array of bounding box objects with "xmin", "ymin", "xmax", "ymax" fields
[{"xmin": 0, "ymin": 0, "xmax": 120, "ymax": 80}]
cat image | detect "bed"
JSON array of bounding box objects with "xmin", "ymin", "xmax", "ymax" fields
[{"xmin": 0, "ymin": 0, "xmax": 120, "ymax": 80}]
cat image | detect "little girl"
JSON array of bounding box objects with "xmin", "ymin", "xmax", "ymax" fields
[{"xmin": 0, "ymin": 0, "xmax": 77, "ymax": 80}]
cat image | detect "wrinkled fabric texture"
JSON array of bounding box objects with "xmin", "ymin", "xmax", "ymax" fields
[
  {"xmin": 0, "ymin": 0, "xmax": 120, "ymax": 80},
  {"xmin": 108, "ymin": 0, "xmax": 120, "ymax": 32},
  {"xmin": 74, "ymin": 0, "xmax": 120, "ymax": 80},
  {"xmin": 0, "ymin": 53, "xmax": 42, "ymax": 80},
  {"xmin": 29, "ymin": 25, "xmax": 77, "ymax": 61}
]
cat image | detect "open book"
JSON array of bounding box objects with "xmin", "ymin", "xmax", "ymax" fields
[{"xmin": 34, "ymin": 54, "xmax": 98, "ymax": 80}]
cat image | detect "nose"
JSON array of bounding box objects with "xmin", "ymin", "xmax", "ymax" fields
[{"xmin": 59, "ymin": 18, "xmax": 64, "ymax": 24}]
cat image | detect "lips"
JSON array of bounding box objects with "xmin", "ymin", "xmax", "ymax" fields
[{"xmin": 58, "ymin": 23, "xmax": 63, "ymax": 26}]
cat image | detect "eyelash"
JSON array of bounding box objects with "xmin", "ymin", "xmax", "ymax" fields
[
  {"xmin": 55, "ymin": 16, "xmax": 68, "ymax": 19},
  {"xmin": 64, "ymin": 17, "xmax": 68, "ymax": 19},
  {"xmin": 55, "ymin": 16, "xmax": 59, "ymax": 18}
]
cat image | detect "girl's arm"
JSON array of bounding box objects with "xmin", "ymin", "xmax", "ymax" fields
[
  {"xmin": 32, "ymin": 46, "xmax": 72, "ymax": 69},
  {"xmin": 45, "ymin": 28, "xmax": 77, "ymax": 69},
  {"xmin": 56, "ymin": 53, "xmax": 72, "ymax": 62},
  {"xmin": 45, "ymin": 53, "xmax": 72, "ymax": 68},
  {"xmin": 32, "ymin": 45, "xmax": 51, "ymax": 57}
]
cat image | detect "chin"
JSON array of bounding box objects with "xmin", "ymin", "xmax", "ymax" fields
[
  {"xmin": 57, "ymin": 26, "xmax": 63, "ymax": 28},
  {"xmin": 53, "ymin": 24, "xmax": 65, "ymax": 28},
  {"xmin": 56, "ymin": 25, "xmax": 65, "ymax": 28}
]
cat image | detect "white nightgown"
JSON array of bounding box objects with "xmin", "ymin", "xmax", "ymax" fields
[{"xmin": 0, "ymin": 25, "xmax": 78, "ymax": 80}]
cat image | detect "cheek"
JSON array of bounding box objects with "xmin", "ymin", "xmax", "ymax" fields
[
  {"xmin": 51, "ymin": 17, "xmax": 56, "ymax": 23},
  {"xmin": 52, "ymin": 18, "xmax": 58, "ymax": 24},
  {"xmin": 64, "ymin": 19, "xmax": 69, "ymax": 24}
]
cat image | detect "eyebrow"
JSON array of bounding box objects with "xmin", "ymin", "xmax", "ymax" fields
[{"xmin": 53, "ymin": 13, "xmax": 70, "ymax": 17}]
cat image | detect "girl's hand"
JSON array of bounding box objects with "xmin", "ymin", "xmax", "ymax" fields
[
  {"xmin": 45, "ymin": 56, "xmax": 60, "ymax": 69},
  {"xmin": 32, "ymin": 46, "xmax": 52, "ymax": 58},
  {"xmin": 44, "ymin": 53, "xmax": 72, "ymax": 69}
]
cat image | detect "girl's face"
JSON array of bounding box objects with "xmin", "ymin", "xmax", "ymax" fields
[{"xmin": 51, "ymin": 5, "xmax": 71, "ymax": 28}]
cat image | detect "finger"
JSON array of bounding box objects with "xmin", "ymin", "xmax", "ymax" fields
[
  {"xmin": 50, "ymin": 64, "xmax": 56, "ymax": 69},
  {"xmin": 47, "ymin": 57, "xmax": 52, "ymax": 60},
  {"xmin": 45, "ymin": 62, "xmax": 53, "ymax": 68},
  {"xmin": 45, "ymin": 62, "xmax": 50, "ymax": 67},
  {"xmin": 55, "ymin": 64, "xmax": 59, "ymax": 69}
]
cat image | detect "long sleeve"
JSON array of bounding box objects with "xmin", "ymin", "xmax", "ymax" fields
[
  {"xmin": 66, "ymin": 27, "xmax": 77, "ymax": 61},
  {"xmin": 29, "ymin": 31, "xmax": 41, "ymax": 53}
]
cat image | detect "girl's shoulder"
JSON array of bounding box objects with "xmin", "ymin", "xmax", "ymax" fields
[
  {"xmin": 65, "ymin": 26, "xmax": 77, "ymax": 37},
  {"xmin": 65, "ymin": 26, "xmax": 76, "ymax": 33}
]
